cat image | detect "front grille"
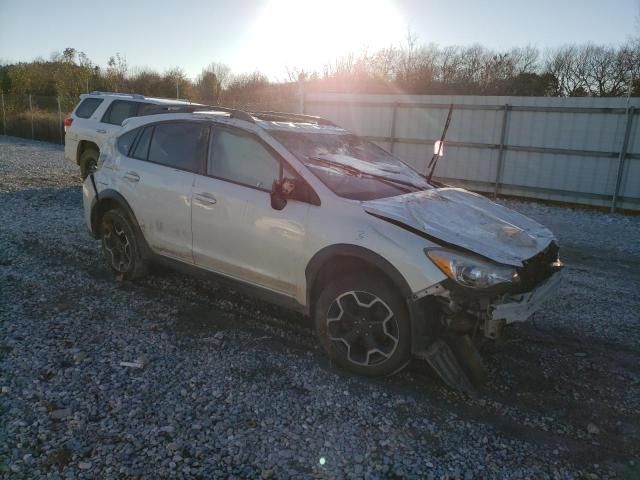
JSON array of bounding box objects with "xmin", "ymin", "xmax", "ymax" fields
[{"xmin": 516, "ymin": 242, "xmax": 560, "ymax": 291}]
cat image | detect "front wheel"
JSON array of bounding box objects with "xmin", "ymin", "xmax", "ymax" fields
[
  {"xmin": 100, "ymin": 209, "xmax": 147, "ymax": 280},
  {"xmin": 314, "ymin": 272, "xmax": 412, "ymax": 377}
]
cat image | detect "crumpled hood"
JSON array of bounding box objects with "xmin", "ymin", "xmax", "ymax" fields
[{"xmin": 362, "ymin": 188, "xmax": 556, "ymax": 267}]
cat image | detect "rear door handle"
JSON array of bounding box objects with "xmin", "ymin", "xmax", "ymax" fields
[
  {"xmin": 96, "ymin": 129, "xmax": 107, "ymax": 134},
  {"xmin": 124, "ymin": 171, "xmax": 140, "ymax": 182},
  {"xmin": 194, "ymin": 192, "xmax": 217, "ymax": 205}
]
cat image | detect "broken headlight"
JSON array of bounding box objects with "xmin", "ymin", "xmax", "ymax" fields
[{"xmin": 426, "ymin": 249, "xmax": 520, "ymax": 289}]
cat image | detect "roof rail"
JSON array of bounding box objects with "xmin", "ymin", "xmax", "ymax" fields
[
  {"xmin": 139, "ymin": 104, "xmax": 255, "ymax": 123},
  {"xmin": 250, "ymin": 111, "xmax": 337, "ymax": 127},
  {"xmin": 89, "ymin": 91, "xmax": 145, "ymax": 99},
  {"xmin": 138, "ymin": 104, "xmax": 212, "ymax": 115}
]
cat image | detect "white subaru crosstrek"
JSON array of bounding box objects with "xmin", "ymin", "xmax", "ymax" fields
[{"xmin": 82, "ymin": 108, "xmax": 563, "ymax": 389}]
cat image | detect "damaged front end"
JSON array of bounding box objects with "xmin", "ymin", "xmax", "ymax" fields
[
  {"xmin": 362, "ymin": 190, "xmax": 568, "ymax": 393},
  {"xmin": 360, "ymin": 187, "xmax": 565, "ymax": 392},
  {"xmin": 413, "ymin": 242, "xmax": 563, "ymax": 393}
]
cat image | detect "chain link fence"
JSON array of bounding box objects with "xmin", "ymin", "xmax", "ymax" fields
[
  {"xmin": 0, "ymin": 89, "xmax": 300, "ymax": 145},
  {"xmin": 0, "ymin": 93, "xmax": 78, "ymax": 144}
]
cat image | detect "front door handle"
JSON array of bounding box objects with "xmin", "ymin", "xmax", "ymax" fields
[
  {"xmin": 96, "ymin": 129, "xmax": 107, "ymax": 134},
  {"xmin": 124, "ymin": 171, "xmax": 140, "ymax": 182},
  {"xmin": 194, "ymin": 192, "xmax": 217, "ymax": 205}
]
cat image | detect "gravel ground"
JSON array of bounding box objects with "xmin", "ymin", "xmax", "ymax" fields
[{"xmin": 1, "ymin": 135, "xmax": 639, "ymax": 479}]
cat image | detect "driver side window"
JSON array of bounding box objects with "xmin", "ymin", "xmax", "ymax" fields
[{"xmin": 208, "ymin": 129, "xmax": 283, "ymax": 190}]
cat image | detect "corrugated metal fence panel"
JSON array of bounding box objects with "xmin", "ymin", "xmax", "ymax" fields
[
  {"xmin": 304, "ymin": 93, "xmax": 640, "ymax": 211},
  {"xmin": 622, "ymin": 115, "xmax": 640, "ymax": 204}
]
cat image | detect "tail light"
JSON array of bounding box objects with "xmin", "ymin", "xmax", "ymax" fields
[{"xmin": 63, "ymin": 117, "xmax": 73, "ymax": 132}]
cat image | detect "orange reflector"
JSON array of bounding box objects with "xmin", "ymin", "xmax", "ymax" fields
[{"xmin": 429, "ymin": 253, "xmax": 454, "ymax": 278}]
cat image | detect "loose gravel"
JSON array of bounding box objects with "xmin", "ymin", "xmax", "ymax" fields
[{"xmin": 1, "ymin": 135, "xmax": 639, "ymax": 479}]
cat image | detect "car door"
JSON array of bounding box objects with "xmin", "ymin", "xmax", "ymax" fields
[
  {"xmin": 192, "ymin": 127, "xmax": 312, "ymax": 298},
  {"xmin": 117, "ymin": 121, "xmax": 209, "ymax": 262}
]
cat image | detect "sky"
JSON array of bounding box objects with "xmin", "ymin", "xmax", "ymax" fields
[{"xmin": 1, "ymin": 0, "xmax": 638, "ymax": 80}]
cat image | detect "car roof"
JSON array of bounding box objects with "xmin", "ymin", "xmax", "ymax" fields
[
  {"xmin": 80, "ymin": 92, "xmax": 197, "ymax": 106},
  {"xmin": 121, "ymin": 110, "xmax": 347, "ymax": 135}
]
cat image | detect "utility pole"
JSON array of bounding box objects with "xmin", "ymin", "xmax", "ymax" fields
[{"xmin": 176, "ymin": 78, "xmax": 180, "ymax": 99}]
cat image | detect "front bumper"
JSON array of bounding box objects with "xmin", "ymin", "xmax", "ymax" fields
[{"xmin": 490, "ymin": 270, "xmax": 563, "ymax": 323}]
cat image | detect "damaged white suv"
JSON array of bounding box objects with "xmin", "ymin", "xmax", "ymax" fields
[
  {"xmin": 82, "ymin": 107, "xmax": 563, "ymax": 390},
  {"xmin": 64, "ymin": 92, "xmax": 197, "ymax": 178}
]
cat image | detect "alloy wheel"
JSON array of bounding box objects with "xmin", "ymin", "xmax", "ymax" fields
[
  {"xmin": 326, "ymin": 291, "xmax": 399, "ymax": 366},
  {"xmin": 103, "ymin": 220, "xmax": 132, "ymax": 273}
]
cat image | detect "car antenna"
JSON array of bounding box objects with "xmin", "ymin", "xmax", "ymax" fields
[{"xmin": 426, "ymin": 103, "xmax": 453, "ymax": 183}]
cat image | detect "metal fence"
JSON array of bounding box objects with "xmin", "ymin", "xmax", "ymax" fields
[
  {"xmin": 3, "ymin": 91, "xmax": 639, "ymax": 211},
  {"xmin": 303, "ymin": 93, "xmax": 640, "ymax": 212},
  {"xmin": 0, "ymin": 93, "xmax": 78, "ymax": 145}
]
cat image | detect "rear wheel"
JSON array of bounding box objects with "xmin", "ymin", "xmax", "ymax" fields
[
  {"xmin": 314, "ymin": 272, "xmax": 412, "ymax": 377},
  {"xmin": 80, "ymin": 148, "xmax": 99, "ymax": 179},
  {"xmin": 100, "ymin": 209, "xmax": 147, "ymax": 280}
]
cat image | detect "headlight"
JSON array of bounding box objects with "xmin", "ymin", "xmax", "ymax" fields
[{"xmin": 426, "ymin": 249, "xmax": 520, "ymax": 289}]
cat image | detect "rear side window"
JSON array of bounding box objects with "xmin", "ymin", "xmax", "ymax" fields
[
  {"xmin": 117, "ymin": 128, "xmax": 139, "ymax": 155},
  {"xmin": 75, "ymin": 98, "xmax": 103, "ymax": 119},
  {"xmin": 148, "ymin": 122, "xmax": 208, "ymax": 172},
  {"xmin": 102, "ymin": 101, "xmax": 141, "ymax": 125}
]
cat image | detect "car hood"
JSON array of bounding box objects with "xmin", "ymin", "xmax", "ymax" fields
[{"xmin": 362, "ymin": 188, "xmax": 556, "ymax": 267}]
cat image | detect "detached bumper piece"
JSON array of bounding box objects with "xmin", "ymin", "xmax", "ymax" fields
[
  {"xmin": 491, "ymin": 270, "xmax": 563, "ymax": 324},
  {"xmin": 417, "ymin": 335, "xmax": 487, "ymax": 395}
]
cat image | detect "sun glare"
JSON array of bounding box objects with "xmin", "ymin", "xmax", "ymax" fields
[{"xmin": 241, "ymin": 0, "xmax": 406, "ymax": 78}]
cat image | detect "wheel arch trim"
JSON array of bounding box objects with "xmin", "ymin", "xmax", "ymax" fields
[
  {"xmin": 90, "ymin": 189, "xmax": 145, "ymax": 244},
  {"xmin": 305, "ymin": 244, "xmax": 413, "ymax": 305}
]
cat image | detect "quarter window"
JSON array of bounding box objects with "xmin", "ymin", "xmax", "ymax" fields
[
  {"xmin": 75, "ymin": 98, "xmax": 103, "ymax": 119},
  {"xmin": 147, "ymin": 122, "xmax": 208, "ymax": 172},
  {"xmin": 209, "ymin": 129, "xmax": 281, "ymax": 190},
  {"xmin": 117, "ymin": 128, "xmax": 139, "ymax": 155},
  {"xmin": 132, "ymin": 126, "xmax": 153, "ymax": 160},
  {"xmin": 102, "ymin": 100, "xmax": 142, "ymax": 125}
]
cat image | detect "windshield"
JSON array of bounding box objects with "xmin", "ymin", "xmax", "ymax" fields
[{"xmin": 271, "ymin": 130, "xmax": 432, "ymax": 200}]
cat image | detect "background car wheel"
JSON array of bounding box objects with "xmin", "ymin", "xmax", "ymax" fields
[
  {"xmin": 100, "ymin": 208, "xmax": 147, "ymax": 280},
  {"xmin": 80, "ymin": 148, "xmax": 99, "ymax": 179},
  {"xmin": 314, "ymin": 271, "xmax": 412, "ymax": 377}
]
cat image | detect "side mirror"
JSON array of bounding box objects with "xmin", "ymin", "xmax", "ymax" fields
[{"xmin": 271, "ymin": 178, "xmax": 296, "ymax": 211}]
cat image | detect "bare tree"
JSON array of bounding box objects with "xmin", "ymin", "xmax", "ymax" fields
[
  {"xmin": 194, "ymin": 63, "xmax": 230, "ymax": 104},
  {"xmin": 106, "ymin": 53, "xmax": 128, "ymax": 92}
]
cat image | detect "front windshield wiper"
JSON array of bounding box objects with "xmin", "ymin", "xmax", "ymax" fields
[{"xmin": 307, "ymin": 156, "xmax": 425, "ymax": 192}]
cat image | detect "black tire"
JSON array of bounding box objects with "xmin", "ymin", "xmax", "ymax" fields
[
  {"xmin": 80, "ymin": 148, "xmax": 99, "ymax": 179},
  {"xmin": 99, "ymin": 208, "xmax": 147, "ymax": 280},
  {"xmin": 314, "ymin": 271, "xmax": 412, "ymax": 377}
]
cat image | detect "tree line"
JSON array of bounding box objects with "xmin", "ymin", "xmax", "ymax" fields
[
  {"xmin": 1, "ymin": 40, "xmax": 639, "ymax": 110},
  {"xmin": 298, "ymin": 37, "xmax": 640, "ymax": 97}
]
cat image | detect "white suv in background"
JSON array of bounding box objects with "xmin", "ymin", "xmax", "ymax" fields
[
  {"xmin": 64, "ymin": 92, "xmax": 196, "ymax": 178},
  {"xmin": 82, "ymin": 107, "xmax": 563, "ymax": 391}
]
